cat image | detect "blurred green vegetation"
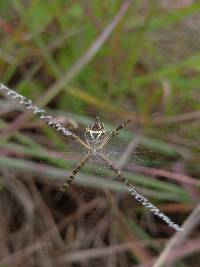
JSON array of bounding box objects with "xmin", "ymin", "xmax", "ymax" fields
[
  {"xmin": 0, "ymin": 1, "xmax": 200, "ymax": 266},
  {"xmin": 0, "ymin": 0, "xmax": 199, "ymax": 117}
]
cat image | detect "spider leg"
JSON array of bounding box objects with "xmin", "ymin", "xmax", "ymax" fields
[
  {"xmin": 70, "ymin": 134, "xmax": 92, "ymax": 150},
  {"xmin": 110, "ymin": 118, "xmax": 132, "ymax": 138},
  {"xmin": 59, "ymin": 153, "xmax": 91, "ymax": 193},
  {"xmin": 98, "ymin": 118, "xmax": 132, "ymax": 150},
  {"xmin": 48, "ymin": 123, "xmax": 91, "ymax": 149},
  {"xmin": 97, "ymin": 152, "xmax": 131, "ymax": 187},
  {"xmin": 98, "ymin": 152, "xmax": 184, "ymax": 231}
]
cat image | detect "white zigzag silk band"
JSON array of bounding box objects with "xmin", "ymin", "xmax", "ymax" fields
[
  {"xmin": 0, "ymin": 83, "xmax": 184, "ymax": 232},
  {"xmin": 0, "ymin": 83, "xmax": 73, "ymax": 137},
  {"xmin": 127, "ymin": 185, "xmax": 183, "ymax": 231}
]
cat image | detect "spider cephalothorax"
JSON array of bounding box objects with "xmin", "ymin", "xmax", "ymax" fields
[{"xmin": 84, "ymin": 117, "xmax": 108, "ymax": 148}]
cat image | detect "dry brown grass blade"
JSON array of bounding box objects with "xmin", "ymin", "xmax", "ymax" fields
[
  {"xmin": 129, "ymin": 165, "xmax": 200, "ymax": 186},
  {"xmin": 0, "ymin": 169, "xmax": 35, "ymax": 223},
  {"xmin": 57, "ymin": 241, "xmax": 155, "ymax": 264},
  {"xmin": 28, "ymin": 181, "xmax": 64, "ymax": 249},
  {"xmin": 153, "ymin": 111, "xmax": 200, "ymax": 124},
  {"xmin": 152, "ymin": 203, "xmax": 200, "ymax": 267},
  {"xmin": 137, "ymin": 237, "xmax": 200, "ymax": 267},
  {"xmin": 0, "ymin": 197, "xmax": 107, "ymax": 266}
]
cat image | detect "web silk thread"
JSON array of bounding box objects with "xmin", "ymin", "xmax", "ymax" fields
[
  {"xmin": 128, "ymin": 186, "xmax": 184, "ymax": 231},
  {"xmin": 0, "ymin": 83, "xmax": 73, "ymax": 137}
]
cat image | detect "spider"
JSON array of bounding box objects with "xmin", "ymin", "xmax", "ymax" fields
[
  {"xmin": 0, "ymin": 83, "xmax": 183, "ymax": 231},
  {"xmin": 59, "ymin": 116, "xmax": 132, "ymax": 194},
  {"xmin": 0, "ymin": 83, "xmax": 133, "ymax": 195}
]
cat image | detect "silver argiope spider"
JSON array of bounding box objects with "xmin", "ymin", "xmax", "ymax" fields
[
  {"xmin": 0, "ymin": 83, "xmax": 183, "ymax": 231},
  {"xmin": 59, "ymin": 116, "xmax": 132, "ymax": 194}
]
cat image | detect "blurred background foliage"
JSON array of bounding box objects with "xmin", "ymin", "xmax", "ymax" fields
[{"xmin": 0, "ymin": 0, "xmax": 200, "ymax": 267}]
